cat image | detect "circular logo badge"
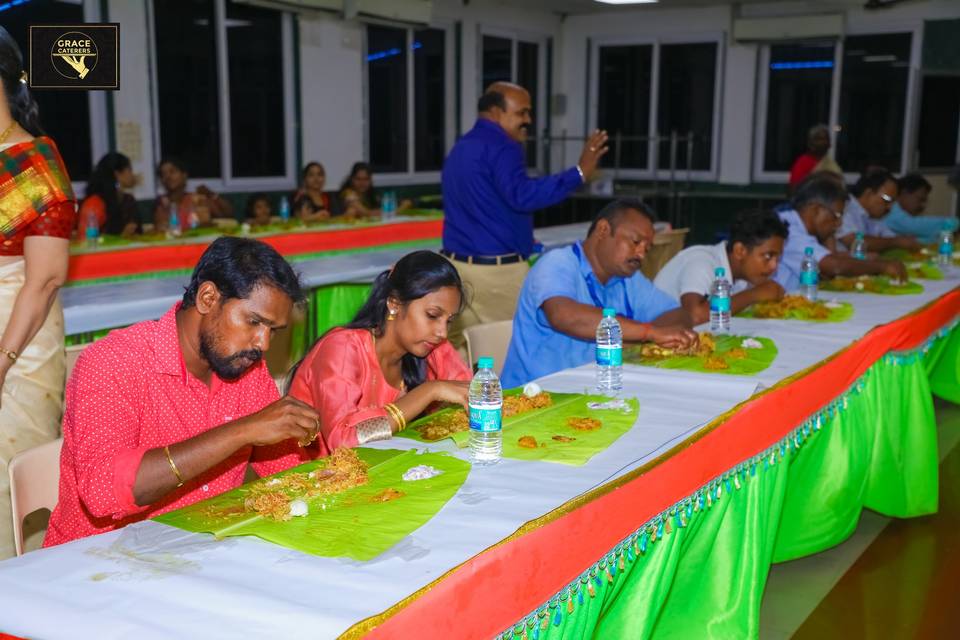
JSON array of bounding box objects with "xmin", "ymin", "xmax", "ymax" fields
[{"xmin": 50, "ymin": 31, "xmax": 98, "ymax": 80}]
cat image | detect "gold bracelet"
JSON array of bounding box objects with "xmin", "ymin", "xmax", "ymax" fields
[
  {"xmin": 0, "ymin": 346, "xmax": 18, "ymax": 362},
  {"xmin": 163, "ymin": 446, "xmax": 184, "ymax": 487},
  {"xmin": 384, "ymin": 403, "xmax": 406, "ymax": 432}
]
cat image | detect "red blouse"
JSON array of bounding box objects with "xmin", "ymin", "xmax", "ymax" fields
[{"xmin": 288, "ymin": 328, "xmax": 472, "ymax": 456}]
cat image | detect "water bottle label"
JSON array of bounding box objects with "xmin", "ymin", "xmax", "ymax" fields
[
  {"xmin": 800, "ymin": 271, "xmax": 819, "ymax": 286},
  {"xmin": 469, "ymin": 404, "xmax": 502, "ymax": 433},
  {"xmin": 596, "ymin": 345, "xmax": 622, "ymax": 367},
  {"xmin": 940, "ymin": 241, "xmax": 952, "ymax": 256},
  {"xmin": 709, "ymin": 296, "xmax": 731, "ymax": 313}
]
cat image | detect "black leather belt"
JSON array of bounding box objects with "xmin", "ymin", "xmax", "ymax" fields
[{"xmin": 440, "ymin": 250, "xmax": 527, "ymax": 265}]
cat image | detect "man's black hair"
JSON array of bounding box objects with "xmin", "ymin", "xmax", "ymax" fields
[
  {"xmin": 587, "ymin": 198, "xmax": 657, "ymax": 236},
  {"xmin": 791, "ymin": 172, "xmax": 848, "ymax": 212},
  {"xmin": 182, "ymin": 237, "xmax": 305, "ymax": 308},
  {"xmin": 851, "ymin": 168, "xmax": 896, "ymax": 197},
  {"xmin": 897, "ymin": 173, "xmax": 932, "ymax": 195},
  {"xmin": 728, "ymin": 209, "xmax": 789, "ymax": 250},
  {"xmin": 477, "ymin": 90, "xmax": 507, "ymax": 113}
]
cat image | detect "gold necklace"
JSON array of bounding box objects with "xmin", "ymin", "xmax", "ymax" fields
[{"xmin": 0, "ymin": 121, "xmax": 17, "ymax": 145}]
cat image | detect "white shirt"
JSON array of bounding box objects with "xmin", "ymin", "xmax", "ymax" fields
[
  {"xmin": 654, "ymin": 241, "xmax": 748, "ymax": 301},
  {"xmin": 837, "ymin": 195, "xmax": 896, "ymax": 247}
]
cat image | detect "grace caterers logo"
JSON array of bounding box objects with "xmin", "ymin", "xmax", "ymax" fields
[
  {"xmin": 28, "ymin": 24, "xmax": 119, "ymax": 90},
  {"xmin": 51, "ymin": 31, "xmax": 98, "ymax": 80}
]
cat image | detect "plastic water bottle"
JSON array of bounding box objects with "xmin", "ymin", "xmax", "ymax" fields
[
  {"xmin": 938, "ymin": 223, "xmax": 953, "ymax": 268},
  {"xmin": 168, "ymin": 201, "xmax": 181, "ymax": 238},
  {"xmin": 279, "ymin": 196, "xmax": 290, "ymax": 224},
  {"xmin": 800, "ymin": 246, "xmax": 819, "ymax": 301},
  {"xmin": 709, "ymin": 267, "xmax": 731, "ymax": 333},
  {"xmin": 469, "ymin": 357, "xmax": 502, "ymax": 466},
  {"xmin": 595, "ymin": 308, "xmax": 623, "ymax": 396},
  {"xmin": 85, "ymin": 210, "xmax": 99, "ymax": 250},
  {"xmin": 851, "ymin": 232, "xmax": 866, "ymax": 260},
  {"xmin": 382, "ymin": 191, "xmax": 396, "ymax": 221}
]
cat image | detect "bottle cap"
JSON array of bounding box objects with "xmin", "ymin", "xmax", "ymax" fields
[
  {"xmin": 804, "ymin": 247, "xmax": 814, "ymax": 256},
  {"xmin": 478, "ymin": 356, "xmax": 494, "ymax": 369},
  {"xmin": 602, "ymin": 308, "xmax": 616, "ymax": 318},
  {"xmin": 714, "ymin": 267, "xmax": 725, "ymax": 277}
]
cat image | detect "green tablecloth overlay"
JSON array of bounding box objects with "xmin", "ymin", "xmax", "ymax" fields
[
  {"xmin": 154, "ymin": 448, "xmax": 470, "ymax": 561},
  {"xmin": 398, "ymin": 392, "xmax": 640, "ymax": 467},
  {"xmin": 820, "ymin": 276, "xmax": 924, "ymax": 295},
  {"xmin": 623, "ymin": 335, "xmax": 778, "ymax": 375},
  {"xmin": 737, "ymin": 300, "xmax": 854, "ymax": 323},
  {"xmin": 499, "ymin": 327, "xmax": 949, "ymax": 640}
]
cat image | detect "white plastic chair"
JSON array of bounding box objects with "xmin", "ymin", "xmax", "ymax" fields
[
  {"xmin": 463, "ymin": 320, "xmax": 513, "ymax": 376},
  {"xmin": 8, "ymin": 438, "xmax": 63, "ymax": 556}
]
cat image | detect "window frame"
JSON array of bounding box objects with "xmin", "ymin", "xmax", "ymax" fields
[
  {"xmin": 147, "ymin": 0, "xmax": 297, "ymax": 193},
  {"xmin": 477, "ymin": 26, "xmax": 550, "ymax": 174},
  {"xmin": 752, "ymin": 24, "xmax": 922, "ymax": 184},
  {"xmin": 588, "ymin": 32, "xmax": 724, "ymax": 182},
  {"xmin": 361, "ymin": 19, "xmax": 455, "ymax": 187}
]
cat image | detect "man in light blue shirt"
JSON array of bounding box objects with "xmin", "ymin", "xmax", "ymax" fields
[
  {"xmin": 775, "ymin": 172, "xmax": 907, "ymax": 291},
  {"xmin": 501, "ymin": 199, "xmax": 697, "ymax": 387},
  {"xmin": 885, "ymin": 173, "xmax": 958, "ymax": 244},
  {"xmin": 836, "ymin": 169, "xmax": 919, "ymax": 253}
]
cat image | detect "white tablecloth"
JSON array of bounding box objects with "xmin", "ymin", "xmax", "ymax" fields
[{"xmin": 1, "ymin": 277, "xmax": 956, "ymax": 639}]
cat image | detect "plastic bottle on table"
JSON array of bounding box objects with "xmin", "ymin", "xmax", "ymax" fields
[
  {"xmin": 595, "ymin": 307, "xmax": 623, "ymax": 397},
  {"xmin": 851, "ymin": 232, "xmax": 866, "ymax": 260},
  {"xmin": 168, "ymin": 201, "xmax": 181, "ymax": 238},
  {"xmin": 938, "ymin": 222, "xmax": 954, "ymax": 268},
  {"xmin": 469, "ymin": 357, "xmax": 502, "ymax": 466},
  {"xmin": 85, "ymin": 210, "xmax": 99, "ymax": 250},
  {"xmin": 382, "ymin": 191, "xmax": 396, "ymax": 221},
  {"xmin": 709, "ymin": 267, "xmax": 731, "ymax": 333},
  {"xmin": 800, "ymin": 246, "xmax": 819, "ymax": 301},
  {"xmin": 279, "ymin": 196, "xmax": 290, "ymax": 224}
]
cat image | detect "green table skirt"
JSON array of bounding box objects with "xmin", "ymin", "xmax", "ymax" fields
[{"xmin": 498, "ymin": 326, "xmax": 956, "ymax": 640}]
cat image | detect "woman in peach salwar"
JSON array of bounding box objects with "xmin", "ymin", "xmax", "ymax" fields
[{"xmin": 288, "ymin": 251, "xmax": 471, "ymax": 455}]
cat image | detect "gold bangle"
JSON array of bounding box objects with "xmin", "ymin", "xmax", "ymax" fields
[
  {"xmin": 384, "ymin": 403, "xmax": 406, "ymax": 432},
  {"xmin": 164, "ymin": 446, "xmax": 184, "ymax": 488},
  {"xmin": 0, "ymin": 346, "xmax": 18, "ymax": 362}
]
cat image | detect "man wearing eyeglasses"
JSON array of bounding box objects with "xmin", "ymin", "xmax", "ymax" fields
[
  {"xmin": 774, "ymin": 172, "xmax": 907, "ymax": 291},
  {"xmin": 837, "ymin": 169, "xmax": 922, "ymax": 253}
]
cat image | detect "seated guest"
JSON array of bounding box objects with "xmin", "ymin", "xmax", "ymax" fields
[
  {"xmin": 292, "ymin": 162, "xmax": 338, "ymax": 222},
  {"xmin": 837, "ymin": 168, "xmax": 920, "ymax": 253},
  {"xmin": 78, "ymin": 152, "xmax": 140, "ymax": 237},
  {"xmin": 44, "ymin": 238, "xmax": 320, "ymax": 546},
  {"xmin": 501, "ymin": 199, "xmax": 698, "ymax": 388},
  {"xmin": 654, "ymin": 209, "xmax": 788, "ymax": 325},
  {"xmin": 885, "ymin": 173, "xmax": 958, "ymax": 244},
  {"xmin": 789, "ymin": 124, "xmax": 842, "ymax": 192},
  {"xmin": 153, "ymin": 157, "xmax": 234, "ymax": 232},
  {"xmin": 288, "ymin": 251, "xmax": 471, "ymax": 454},
  {"xmin": 774, "ymin": 172, "xmax": 907, "ymax": 291},
  {"xmin": 338, "ymin": 162, "xmax": 412, "ymax": 218},
  {"xmin": 244, "ymin": 192, "xmax": 273, "ymax": 227},
  {"xmin": 288, "ymin": 252, "xmax": 469, "ymax": 454}
]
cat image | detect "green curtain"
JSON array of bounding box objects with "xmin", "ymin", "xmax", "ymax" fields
[{"xmin": 502, "ymin": 333, "xmax": 950, "ymax": 640}]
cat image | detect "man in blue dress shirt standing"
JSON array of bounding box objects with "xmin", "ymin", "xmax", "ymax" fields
[{"xmin": 441, "ymin": 82, "xmax": 609, "ymax": 352}]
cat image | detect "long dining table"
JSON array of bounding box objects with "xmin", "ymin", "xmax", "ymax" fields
[{"xmin": 1, "ymin": 272, "xmax": 958, "ymax": 639}]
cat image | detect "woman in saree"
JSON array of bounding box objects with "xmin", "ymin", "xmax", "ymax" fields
[
  {"xmin": 0, "ymin": 26, "xmax": 77, "ymax": 559},
  {"xmin": 287, "ymin": 251, "xmax": 472, "ymax": 455}
]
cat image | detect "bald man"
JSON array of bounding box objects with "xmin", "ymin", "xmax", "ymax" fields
[{"xmin": 441, "ymin": 82, "xmax": 608, "ymax": 356}]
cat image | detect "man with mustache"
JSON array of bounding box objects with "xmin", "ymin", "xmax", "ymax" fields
[
  {"xmin": 654, "ymin": 209, "xmax": 788, "ymax": 325},
  {"xmin": 45, "ymin": 238, "xmax": 320, "ymax": 546},
  {"xmin": 441, "ymin": 81, "xmax": 609, "ymax": 355},
  {"xmin": 501, "ymin": 199, "xmax": 697, "ymax": 387}
]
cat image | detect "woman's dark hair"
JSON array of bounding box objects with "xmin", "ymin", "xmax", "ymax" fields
[
  {"xmin": 288, "ymin": 250, "xmax": 464, "ymax": 392},
  {"xmin": 728, "ymin": 209, "xmax": 789, "ymax": 249},
  {"xmin": 86, "ymin": 152, "xmax": 132, "ymax": 225},
  {"xmin": 157, "ymin": 156, "xmax": 189, "ymax": 177},
  {"xmin": 244, "ymin": 192, "xmax": 270, "ymax": 218},
  {"xmin": 0, "ymin": 26, "xmax": 44, "ymax": 136},
  {"xmin": 301, "ymin": 161, "xmax": 325, "ymax": 184},
  {"xmin": 340, "ymin": 161, "xmax": 376, "ymax": 208},
  {"xmin": 852, "ymin": 168, "xmax": 896, "ymax": 197},
  {"xmin": 182, "ymin": 237, "xmax": 304, "ymax": 309}
]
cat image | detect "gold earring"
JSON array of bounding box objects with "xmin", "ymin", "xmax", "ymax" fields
[{"xmin": 387, "ymin": 309, "xmax": 397, "ymax": 321}]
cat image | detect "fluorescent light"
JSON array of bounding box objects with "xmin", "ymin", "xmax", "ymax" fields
[{"xmin": 595, "ymin": 1, "xmax": 660, "ymax": 4}]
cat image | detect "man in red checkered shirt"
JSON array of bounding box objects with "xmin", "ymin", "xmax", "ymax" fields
[{"xmin": 45, "ymin": 237, "xmax": 320, "ymax": 546}]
